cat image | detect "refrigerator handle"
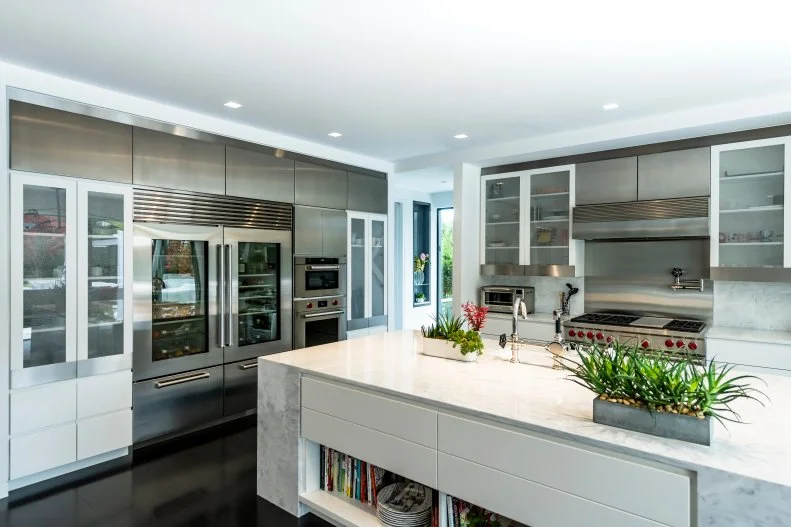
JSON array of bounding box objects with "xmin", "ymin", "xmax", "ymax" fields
[
  {"xmin": 217, "ymin": 244, "xmax": 225, "ymax": 348},
  {"xmin": 225, "ymin": 244, "xmax": 233, "ymax": 347}
]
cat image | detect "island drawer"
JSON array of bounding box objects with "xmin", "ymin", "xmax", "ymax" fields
[
  {"xmin": 302, "ymin": 407, "xmax": 437, "ymax": 488},
  {"xmin": 438, "ymin": 413, "xmax": 690, "ymax": 527},
  {"xmin": 438, "ymin": 453, "xmax": 668, "ymax": 527},
  {"xmin": 301, "ymin": 376, "xmax": 437, "ymax": 448}
]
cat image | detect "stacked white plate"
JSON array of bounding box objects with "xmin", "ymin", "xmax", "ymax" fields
[{"xmin": 376, "ymin": 481, "xmax": 432, "ymax": 527}]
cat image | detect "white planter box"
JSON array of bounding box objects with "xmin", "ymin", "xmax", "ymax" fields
[{"xmin": 421, "ymin": 337, "xmax": 478, "ymax": 362}]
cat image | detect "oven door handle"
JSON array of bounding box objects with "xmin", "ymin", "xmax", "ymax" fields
[
  {"xmin": 305, "ymin": 265, "xmax": 340, "ymax": 271},
  {"xmin": 217, "ymin": 244, "xmax": 225, "ymax": 348},
  {"xmin": 301, "ymin": 310, "xmax": 345, "ymax": 319}
]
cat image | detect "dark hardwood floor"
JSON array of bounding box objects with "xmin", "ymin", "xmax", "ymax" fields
[{"xmin": 0, "ymin": 424, "xmax": 332, "ymax": 527}]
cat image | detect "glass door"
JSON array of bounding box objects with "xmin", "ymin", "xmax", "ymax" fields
[
  {"xmin": 370, "ymin": 215, "xmax": 387, "ymax": 327},
  {"xmin": 226, "ymin": 228, "xmax": 292, "ymax": 361},
  {"xmin": 482, "ymin": 175, "xmax": 522, "ymax": 265},
  {"xmin": 11, "ymin": 173, "xmax": 77, "ymax": 387},
  {"xmin": 348, "ymin": 214, "xmax": 367, "ymax": 330},
  {"xmin": 529, "ymin": 169, "xmax": 570, "ymax": 265},
  {"xmin": 714, "ymin": 140, "xmax": 787, "ymax": 269}
]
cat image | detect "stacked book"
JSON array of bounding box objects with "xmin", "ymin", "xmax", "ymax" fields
[
  {"xmin": 319, "ymin": 445, "xmax": 382, "ymax": 506},
  {"xmin": 444, "ymin": 495, "xmax": 526, "ymax": 527}
]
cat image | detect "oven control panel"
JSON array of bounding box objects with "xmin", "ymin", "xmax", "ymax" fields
[
  {"xmin": 564, "ymin": 325, "xmax": 705, "ymax": 359},
  {"xmin": 294, "ymin": 296, "xmax": 346, "ymax": 313}
]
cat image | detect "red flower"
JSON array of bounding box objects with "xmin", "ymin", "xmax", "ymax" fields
[{"xmin": 462, "ymin": 302, "xmax": 489, "ymax": 331}]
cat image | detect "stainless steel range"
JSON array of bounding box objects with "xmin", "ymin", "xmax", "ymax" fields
[{"xmin": 564, "ymin": 313, "xmax": 707, "ymax": 359}]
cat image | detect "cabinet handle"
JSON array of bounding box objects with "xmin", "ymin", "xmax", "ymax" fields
[
  {"xmin": 239, "ymin": 361, "xmax": 258, "ymax": 370},
  {"xmin": 225, "ymin": 244, "xmax": 233, "ymax": 347},
  {"xmin": 155, "ymin": 371, "xmax": 210, "ymax": 389},
  {"xmin": 217, "ymin": 244, "xmax": 225, "ymax": 348}
]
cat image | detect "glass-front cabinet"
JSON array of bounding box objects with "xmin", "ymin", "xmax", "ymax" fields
[
  {"xmin": 480, "ymin": 166, "xmax": 582, "ymax": 276},
  {"xmin": 10, "ymin": 172, "xmax": 133, "ymax": 388},
  {"xmin": 347, "ymin": 212, "xmax": 387, "ymax": 335},
  {"xmin": 711, "ymin": 137, "xmax": 791, "ymax": 277}
]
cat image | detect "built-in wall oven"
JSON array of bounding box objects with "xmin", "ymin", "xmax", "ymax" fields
[
  {"xmin": 294, "ymin": 257, "xmax": 346, "ymax": 298},
  {"xmin": 131, "ymin": 187, "xmax": 293, "ymax": 446},
  {"xmin": 294, "ymin": 296, "xmax": 347, "ymax": 349}
]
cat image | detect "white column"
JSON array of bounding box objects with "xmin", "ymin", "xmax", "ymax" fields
[
  {"xmin": 452, "ymin": 163, "xmax": 481, "ymax": 316},
  {"xmin": 0, "ymin": 71, "xmax": 11, "ymax": 499}
]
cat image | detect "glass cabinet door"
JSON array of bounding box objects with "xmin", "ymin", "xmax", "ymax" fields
[
  {"xmin": 349, "ymin": 216, "xmax": 367, "ymax": 326},
  {"xmin": 11, "ymin": 173, "xmax": 78, "ymax": 387},
  {"xmin": 371, "ymin": 217, "xmax": 386, "ymax": 320},
  {"xmin": 151, "ymin": 240, "xmax": 209, "ymax": 362},
  {"xmin": 237, "ymin": 242, "xmax": 280, "ymax": 346},
  {"xmin": 529, "ymin": 169, "xmax": 570, "ymax": 265},
  {"xmin": 483, "ymin": 176, "xmax": 522, "ymax": 265},
  {"xmin": 716, "ymin": 141, "xmax": 786, "ymax": 268}
]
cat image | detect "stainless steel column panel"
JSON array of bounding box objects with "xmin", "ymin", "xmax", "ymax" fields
[
  {"xmin": 10, "ymin": 101, "xmax": 133, "ymax": 183},
  {"xmin": 347, "ymin": 172, "xmax": 387, "ymax": 214},
  {"xmin": 226, "ymin": 146, "xmax": 295, "ymax": 203},
  {"xmin": 294, "ymin": 161, "xmax": 348, "ymax": 209},
  {"xmin": 638, "ymin": 147, "xmax": 711, "ymax": 200},
  {"xmin": 223, "ymin": 359, "xmax": 259, "ymax": 416},
  {"xmin": 294, "ymin": 206, "xmax": 323, "ymax": 255},
  {"xmin": 132, "ymin": 365, "xmax": 224, "ymax": 444},
  {"xmin": 133, "ymin": 127, "xmax": 225, "ymax": 195},
  {"xmin": 575, "ymin": 157, "xmax": 637, "ymax": 205},
  {"xmin": 133, "ymin": 223, "xmax": 224, "ymax": 381},
  {"xmin": 322, "ymin": 209, "xmax": 348, "ymax": 257}
]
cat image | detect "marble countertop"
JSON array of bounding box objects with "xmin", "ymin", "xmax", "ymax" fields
[
  {"xmin": 261, "ymin": 330, "xmax": 791, "ymax": 487},
  {"xmin": 708, "ymin": 326, "xmax": 791, "ymax": 346}
]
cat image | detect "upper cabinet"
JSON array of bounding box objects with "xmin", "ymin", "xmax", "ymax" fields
[
  {"xmin": 348, "ymin": 212, "xmax": 388, "ymax": 331},
  {"xmin": 295, "ymin": 161, "xmax": 348, "ymax": 209},
  {"xmin": 10, "ymin": 101, "xmax": 133, "ymax": 184},
  {"xmin": 481, "ymin": 165, "xmax": 583, "ymax": 276},
  {"xmin": 226, "ymin": 146, "xmax": 295, "ymax": 203},
  {"xmin": 10, "ymin": 172, "xmax": 133, "ymax": 389},
  {"xmin": 711, "ymin": 137, "xmax": 791, "ymax": 279},
  {"xmin": 638, "ymin": 147, "xmax": 710, "ymax": 200},
  {"xmin": 347, "ymin": 172, "xmax": 387, "ymax": 214},
  {"xmin": 133, "ymin": 128, "xmax": 225, "ymax": 194},
  {"xmin": 294, "ymin": 206, "xmax": 348, "ymax": 257},
  {"xmin": 575, "ymin": 157, "xmax": 637, "ymax": 205}
]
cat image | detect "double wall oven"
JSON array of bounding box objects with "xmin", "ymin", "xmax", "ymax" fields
[
  {"xmin": 132, "ymin": 188, "xmax": 292, "ymax": 445},
  {"xmin": 294, "ymin": 256, "xmax": 347, "ymax": 348}
]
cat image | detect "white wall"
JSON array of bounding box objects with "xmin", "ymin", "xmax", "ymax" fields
[{"xmin": 0, "ymin": 60, "xmax": 394, "ymax": 499}]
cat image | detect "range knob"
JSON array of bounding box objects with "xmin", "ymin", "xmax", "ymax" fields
[
  {"xmin": 665, "ymin": 339, "xmax": 674, "ymax": 348},
  {"xmin": 676, "ymin": 340, "xmax": 685, "ymax": 348},
  {"xmin": 688, "ymin": 342, "xmax": 698, "ymax": 351},
  {"xmin": 596, "ymin": 332, "xmax": 604, "ymax": 341},
  {"xmin": 306, "ymin": 302, "xmax": 313, "ymax": 309},
  {"xmin": 586, "ymin": 331, "xmax": 594, "ymax": 339},
  {"xmin": 641, "ymin": 340, "xmax": 650, "ymax": 349},
  {"xmin": 568, "ymin": 330, "xmax": 576, "ymax": 337},
  {"xmin": 606, "ymin": 335, "xmax": 614, "ymax": 344},
  {"xmin": 332, "ymin": 300, "xmax": 339, "ymax": 306},
  {"xmin": 576, "ymin": 330, "xmax": 584, "ymax": 338}
]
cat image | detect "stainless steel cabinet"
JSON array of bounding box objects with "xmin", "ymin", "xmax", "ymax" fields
[
  {"xmin": 10, "ymin": 101, "xmax": 133, "ymax": 184},
  {"xmin": 133, "ymin": 127, "xmax": 225, "ymax": 195},
  {"xmin": 638, "ymin": 147, "xmax": 710, "ymax": 200},
  {"xmin": 294, "ymin": 161, "xmax": 348, "ymax": 209},
  {"xmin": 226, "ymin": 146, "xmax": 295, "ymax": 203},
  {"xmin": 223, "ymin": 360, "xmax": 258, "ymax": 416},
  {"xmin": 294, "ymin": 206, "xmax": 348, "ymax": 256},
  {"xmin": 322, "ymin": 209, "xmax": 348, "ymax": 257},
  {"xmin": 575, "ymin": 157, "xmax": 637, "ymax": 205},
  {"xmin": 347, "ymin": 172, "xmax": 387, "ymax": 214}
]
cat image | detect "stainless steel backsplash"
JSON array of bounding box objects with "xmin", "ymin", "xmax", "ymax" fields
[
  {"xmin": 584, "ymin": 240, "xmax": 713, "ymax": 321},
  {"xmin": 478, "ymin": 275, "xmax": 585, "ymax": 315}
]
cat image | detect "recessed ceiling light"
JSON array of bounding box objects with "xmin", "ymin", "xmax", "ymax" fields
[
  {"xmin": 328, "ymin": 132, "xmax": 343, "ymax": 138},
  {"xmin": 440, "ymin": 180, "xmax": 448, "ymax": 183},
  {"xmin": 602, "ymin": 103, "xmax": 619, "ymax": 111},
  {"xmin": 454, "ymin": 133, "xmax": 469, "ymax": 139},
  {"xmin": 224, "ymin": 101, "xmax": 242, "ymax": 109}
]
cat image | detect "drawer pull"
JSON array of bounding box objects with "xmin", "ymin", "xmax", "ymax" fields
[
  {"xmin": 154, "ymin": 372, "xmax": 210, "ymax": 389},
  {"xmin": 239, "ymin": 361, "xmax": 258, "ymax": 370}
]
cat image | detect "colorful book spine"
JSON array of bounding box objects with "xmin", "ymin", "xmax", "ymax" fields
[
  {"xmin": 327, "ymin": 448, "xmax": 333, "ymax": 492},
  {"xmin": 320, "ymin": 446, "xmax": 325, "ymax": 490},
  {"xmin": 446, "ymin": 494, "xmax": 454, "ymax": 527},
  {"xmin": 453, "ymin": 497, "xmax": 461, "ymax": 527},
  {"xmin": 361, "ymin": 461, "xmax": 367, "ymax": 503}
]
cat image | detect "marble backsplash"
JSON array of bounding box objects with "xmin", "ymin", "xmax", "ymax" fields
[
  {"xmin": 714, "ymin": 281, "xmax": 791, "ymax": 331},
  {"xmin": 479, "ymin": 275, "xmax": 584, "ymax": 315}
]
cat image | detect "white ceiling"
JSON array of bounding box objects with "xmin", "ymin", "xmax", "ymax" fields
[
  {"xmin": 395, "ymin": 167, "xmax": 454, "ymax": 193},
  {"xmin": 2, "ymin": 1, "xmax": 791, "ymax": 164}
]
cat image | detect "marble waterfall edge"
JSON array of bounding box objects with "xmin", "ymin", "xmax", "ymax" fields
[
  {"xmin": 593, "ymin": 397, "xmax": 712, "ymax": 446},
  {"xmin": 421, "ymin": 337, "xmax": 478, "ymax": 362}
]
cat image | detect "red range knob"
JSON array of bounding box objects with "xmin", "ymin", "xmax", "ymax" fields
[
  {"xmin": 606, "ymin": 335, "xmax": 614, "ymax": 343},
  {"xmin": 576, "ymin": 331, "xmax": 584, "ymax": 338},
  {"xmin": 568, "ymin": 330, "xmax": 575, "ymax": 337},
  {"xmin": 688, "ymin": 342, "xmax": 698, "ymax": 351},
  {"xmin": 586, "ymin": 331, "xmax": 594, "ymax": 339},
  {"xmin": 306, "ymin": 303, "xmax": 313, "ymax": 309},
  {"xmin": 676, "ymin": 340, "xmax": 685, "ymax": 348},
  {"xmin": 596, "ymin": 332, "xmax": 604, "ymax": 341},
  {"xmin": 332, "ymin": 300, "xmax": 338, "ymax": 306},
  {"xmin": 641, "ymin": 340, "xmax": 650, "ymax": 349},
  {"xmin": 665, "ymin": 339, "xmax": 674, "ymax": 348}
]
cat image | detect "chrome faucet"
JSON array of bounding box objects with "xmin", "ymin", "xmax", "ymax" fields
[{"xmin": 509, "ymin": 296, "xmax": 528, "ymax": 363}]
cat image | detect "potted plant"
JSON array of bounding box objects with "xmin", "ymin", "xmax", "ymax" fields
[
  {"xmin": 414, "ymin": 292, "xmax": 426, "ymax": 304},
  {"xmin": 461, "ymin": 301, "xmax": 489, "ymax": 332},
  {"xmin": 413, "ymin": 253, "xmax": 429, "ymax": 285},
  {"xmin": 421, "ymin": 313, "xmax": 484, "ymax": 362},
  {"xmin": 559, "ymin": 341, "xmax": 767, "ymax": 445}
]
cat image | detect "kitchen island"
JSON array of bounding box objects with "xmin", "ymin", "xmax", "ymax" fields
[{"xmin": 257, "ymin": 330, "xmax": 791, "ymax": 527}]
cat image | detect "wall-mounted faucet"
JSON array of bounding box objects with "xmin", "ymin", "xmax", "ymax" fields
[{"xmin": 670, "ymin": 268, "xmax": 704, "ymax": 292}]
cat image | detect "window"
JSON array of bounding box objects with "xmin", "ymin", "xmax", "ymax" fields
[{"xmin": 413, "ymin": 202, "xmax": 430, "ymax": 306}]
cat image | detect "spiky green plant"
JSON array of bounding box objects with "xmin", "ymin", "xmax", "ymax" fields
[
  {"xmin": 421, "ymin": 313, "xmax": 484, "ymax": 356},
  {"xmin": 559, "ymin": 341, "xmax": 767, "ymax": 425}
]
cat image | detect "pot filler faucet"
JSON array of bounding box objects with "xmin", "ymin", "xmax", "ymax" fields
[{"xmin": 670, "ymin": 268, "xmax": 704, "ymax": 292}]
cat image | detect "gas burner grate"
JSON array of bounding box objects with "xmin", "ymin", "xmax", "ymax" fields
[
  {"xmin": 664, "ymin": 320, "xmax": 706, "ymax": 333},
  {"xmin": 570, "ymin": 313, "xmax": 640, "ymax": 327}
]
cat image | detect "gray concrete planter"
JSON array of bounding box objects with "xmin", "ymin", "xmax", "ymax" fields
[{"xmin": 593, "ymin": 398, "xmax": 712, "ymax": 446}]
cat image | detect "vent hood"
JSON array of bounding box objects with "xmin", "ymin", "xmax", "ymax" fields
[{"xmin": 572, "ymin": 197, "xmax": 709, "ymax": 240}]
